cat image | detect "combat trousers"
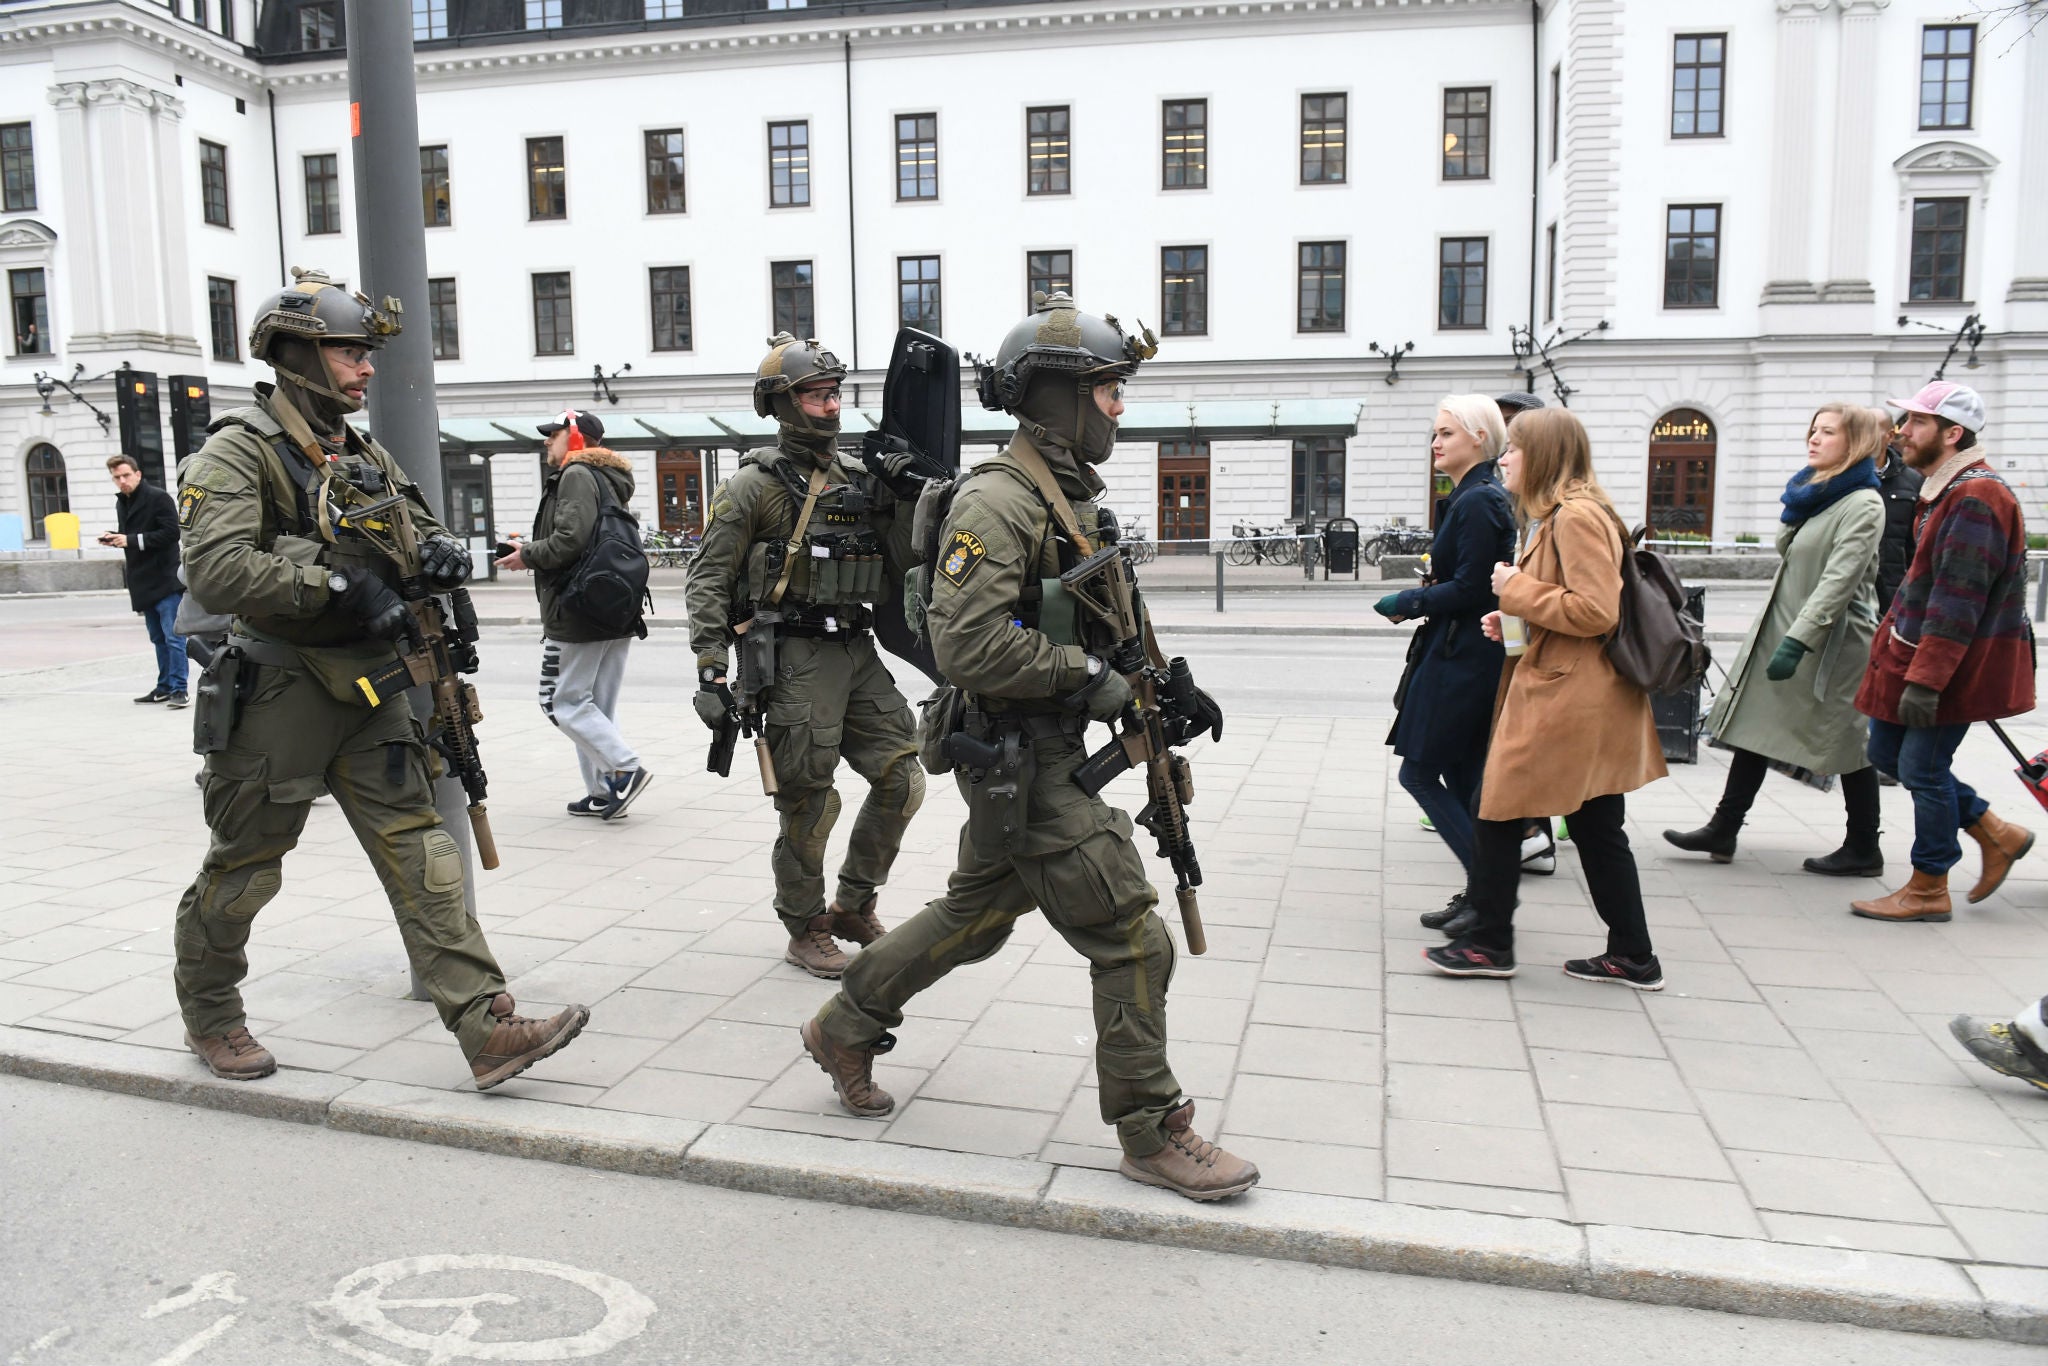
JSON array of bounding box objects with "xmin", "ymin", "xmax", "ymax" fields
[
  {"xmin": 763, "ymin": 633, "xmax": 923, "ymax": 933},
  {"xmin": 172, "ymin": 660, "xmax": 507, "ymax": 1058},
  {"xmin": 817, "ymin": 731, "xmax": 1183, "ymax": 1157}
]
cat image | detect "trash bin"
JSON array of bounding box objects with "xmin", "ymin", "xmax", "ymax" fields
[{"xmin": 1323, "ymin": 517, "xmax": 1361, "ymax": 579}]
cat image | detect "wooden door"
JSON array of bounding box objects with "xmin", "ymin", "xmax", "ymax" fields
[
  {"xmin": 657, "ymin": 449, "xmax": 705, "ymax": 535},
  {"xmin": 1646, "ymin": 408, "xmax": 1717, "ymax": 540},
  {"xmin": 1157, "ymin": 441, "xmax": 1210, "ymax": 550}
]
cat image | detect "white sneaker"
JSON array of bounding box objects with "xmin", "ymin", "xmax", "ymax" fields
[{"xmin": 1521, "ymin": 827, "xmax": 1556, "ymax": 875}]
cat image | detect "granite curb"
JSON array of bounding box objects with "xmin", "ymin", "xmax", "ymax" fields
[{"xmin": 3, "ymin": 1025, "xmax": 2039, "ymax": 1344}]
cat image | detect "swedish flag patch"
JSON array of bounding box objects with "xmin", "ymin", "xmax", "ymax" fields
[{"xmin": 938, "ymin": 530, "xmax": 987, "ymax": 588}]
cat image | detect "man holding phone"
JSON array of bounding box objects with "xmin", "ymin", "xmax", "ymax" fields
[{"xmin": 100, "ymin": 453, "xmax": 188, "ymax": 708}]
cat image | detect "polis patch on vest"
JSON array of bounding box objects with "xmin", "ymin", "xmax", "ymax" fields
[
  {"xmin": 939, "ymin": 529, "xmax": 987, "ymax": 587},
  {"xmin": 178, "ymin": 486, "xmax": 207, "ymax": 527}
]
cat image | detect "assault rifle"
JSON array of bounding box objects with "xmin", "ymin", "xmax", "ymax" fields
[
  {"xmin": 1061, "ymin": 543, "xmax": 1208, "ymax": 955},
  {"xmin": 729, "ymin": 607, "xmax": 781, "ymax": 796},
  {"xmin": 328, "ymin": 487, "xmax": 500, "ymax": 871}
]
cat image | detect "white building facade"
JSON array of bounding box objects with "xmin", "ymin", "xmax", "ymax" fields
[{"xmin": 2, "ymin": 0, "xmax": 2043, "ymax": 552}]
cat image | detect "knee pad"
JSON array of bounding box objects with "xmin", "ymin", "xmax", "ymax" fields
[
  {"xmin": 206, "ymin": 861, "xmax": 282, "ymax": 925},
  {"xmin": 792, "ymin": 789, "xmax": 842, "ymax": 859},
  {"xmin": 884, "ymin": 753, "xmax": 927, "ymax": 818}
]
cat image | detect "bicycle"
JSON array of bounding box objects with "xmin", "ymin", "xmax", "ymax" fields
[
  {"xmin": 1226, "ymin": 521, "xmax": 1298, "ymax": 567},
  {"xmin": 1121, "ymin": 513, "xmax": 1158, "ymax": 565}
]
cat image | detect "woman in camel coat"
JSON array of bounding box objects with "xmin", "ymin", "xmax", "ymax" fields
[{"xmin": 1427, "ymin": 407, "xmax": 1669, "ymax": 989}]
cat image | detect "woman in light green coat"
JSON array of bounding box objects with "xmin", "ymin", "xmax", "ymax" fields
[{"xmin": 1665, "ymin": 404, "xmax": 1888, "ymax": 876}]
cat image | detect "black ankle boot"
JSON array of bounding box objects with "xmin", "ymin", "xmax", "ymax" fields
[
  {"xmin": 1663, "ymin": 819, "xmax": 1739, "ymax": 863},
  {"xmin": 1803, "ymin": 842, "xmax": 1884, "ymax": 877},
  {"xmin": 1438, "ymin": 905, "xmax": 1480, "ymax": 939},
  {"xmin": 1420, "ymin": 892, "xmax": 1471, "ymax": 930}
]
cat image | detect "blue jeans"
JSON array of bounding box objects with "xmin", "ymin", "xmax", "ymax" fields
[
  {"xmin": 1867, "ymin": 718, "xmax": 1987, "ymax": 874},
  {"xmin": 143, "ymin": 592, "xmax": 188, "ymax": 693},
  {"xmin": 1399, "ymin": 756, "xmax": 1483, "ymax": 872}
]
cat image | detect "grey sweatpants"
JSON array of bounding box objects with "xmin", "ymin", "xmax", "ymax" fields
[{"xmin": 539, "ymin": 636, "xmax": 640, "ymax": 797}]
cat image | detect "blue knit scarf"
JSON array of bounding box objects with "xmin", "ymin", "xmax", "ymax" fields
[{"xmin": 1780, "ymin": 457, "xmax": 1880, "ymax": 525}]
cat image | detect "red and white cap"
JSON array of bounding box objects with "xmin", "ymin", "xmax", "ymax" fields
[{"xmin": 1885, "ymin": 380, "xmax": 1986, "ymax": 433}]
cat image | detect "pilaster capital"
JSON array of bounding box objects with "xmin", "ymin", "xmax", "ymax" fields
[
  {"xmin": 1839, "ymin": 0, "xmax": 1891, "ymax": 16},
  {"xmin": 46, "ymin": 78, "xmax": 183, "ymax": 119},
  {"xmin": 1777, "ymin": 0, "xmax": 1832, "ymax": 15}
]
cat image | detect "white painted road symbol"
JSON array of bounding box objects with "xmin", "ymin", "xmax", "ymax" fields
[{"xmin": 308, "ymin": 1254, "xmax": 655, "ymax": 1365}]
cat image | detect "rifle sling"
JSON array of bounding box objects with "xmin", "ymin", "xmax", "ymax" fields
[
  {"xmin": 1010, "ymin": 439, "xmax": 1170, "ymax": 670},
  {"xmin": 766, "ymin": 463, "xmax": 829, "ymax": 609}
]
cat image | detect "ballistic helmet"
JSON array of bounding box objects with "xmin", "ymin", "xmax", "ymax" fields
[
  {"xmin": 247, "ymin": 267, "xmax": 402, "ymax": 364},
  {"xmin": 753, "ymin": 333, "xmax": 847, "ymax": 419},
  {"xmin": 976, "ymin": 292, "xmax": 1156, "ymax": 464}
]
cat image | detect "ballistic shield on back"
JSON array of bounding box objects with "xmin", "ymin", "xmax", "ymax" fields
[{"xmin": 880, "ymin": 327, "xmax": 962, "ymax": 475}]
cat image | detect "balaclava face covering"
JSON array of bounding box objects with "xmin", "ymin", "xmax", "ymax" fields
[
  {"xmin": 773, "ymin": 391, "xmax": 840, "ymax": 467},
  {"xmin": 272, "ymin": 335, "xmax": 359, "ymax": 442},
  {"xmin": 1018, "ymin": 372, "xmax": 1119, "ymax": 465}
]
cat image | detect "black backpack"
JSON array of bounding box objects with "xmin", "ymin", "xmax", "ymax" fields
[{"xmin": 558, "ymin": 470, "xmax": 650, "ymax": 638}]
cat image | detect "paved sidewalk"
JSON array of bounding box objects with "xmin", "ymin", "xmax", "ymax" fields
[{"xmin": 3, "ymin": 642, "xmax": 2046, "ymax": 1336}]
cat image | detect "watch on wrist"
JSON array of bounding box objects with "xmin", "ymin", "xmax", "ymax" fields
[
  {"xmin": 1085, "ymin": 656, "xmax": 1104, "ymax": 678},
  {"xmin": 327, "ymin": 570, "xmax": 349, "ymax": 596}
]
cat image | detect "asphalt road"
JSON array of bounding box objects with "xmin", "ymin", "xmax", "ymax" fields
[{"xmin": 2, "ymin": 1075, "xmax": 2038, "ymax": 1366}]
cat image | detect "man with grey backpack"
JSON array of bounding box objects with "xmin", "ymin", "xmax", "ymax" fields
[{"xmin": 496, "ymin": 410, "xmax": 652, "ymax": 821}]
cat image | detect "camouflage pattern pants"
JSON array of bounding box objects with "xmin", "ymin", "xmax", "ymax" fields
[
  {"xmin": 816, "ymin": 731, "xmax": 1183, "ymax": 1157},
  {"xmin": 173, "ymin": 660, "xmax": 507, "ymax": 1058},
  {"xmin": 764, "ymin": 633, "xmax": 923, "ymax": 933}
]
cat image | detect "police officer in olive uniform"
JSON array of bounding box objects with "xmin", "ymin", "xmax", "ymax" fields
[
  {"xmin": 685, "ymin": 335, "xmax": 925, "ymax": 977},
  {"xmin": 801, "ymin": 295, "xmax": 1258, "ymax": 1201},
  {"xmin": 173, "ymin": 269, "xmax": 589, "ymax": 1089}
]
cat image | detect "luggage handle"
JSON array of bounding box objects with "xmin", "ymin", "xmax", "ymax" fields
[{"xmin": 1985, "ymin": 719, "xmax": 2048, "ymax": 783}]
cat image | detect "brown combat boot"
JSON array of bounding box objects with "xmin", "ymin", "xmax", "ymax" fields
[
  {"xmin": 785, "ymin": 915, "xmax": 850, "ymax": 978},
  {"xmin": 187, "ymin": 1025, "xmax": 277, "ymax": 1080},
  {"xmin": 470, "ymin": 993, "xmax": 590, "ymax": 1091},
  {"xmin": 1118, "ymin": 1100, "xmax": 1261, "ymax": 1202},
  {"xmin": 827, "ymin": 896, "xmax": 886, "ymax": 947},
  {"xmin": 799, "ymin": 1018, "xmax": 895, "ymax": 1117},
  {"xmin": 1964, "ymin": 810, "xmax": 2035, "ymax": 904},
  {"xmin": 1850, "ymin": 869, "xmax": 1953, "ymax": 923}
]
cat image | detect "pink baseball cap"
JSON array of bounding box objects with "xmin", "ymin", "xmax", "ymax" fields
[{"xmin": 1886, "ymin": 380, "xmax": 1986, "ymax": 432}]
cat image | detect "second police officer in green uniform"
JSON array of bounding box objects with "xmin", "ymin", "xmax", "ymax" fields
[
  {"xmin": 171, "ymin": 270, "xmax": 589, "ymax": 1090},
  {"xmin": 801, "ymin": 295, "xmax": 1258, "ymax": 1201},
  {"xmin": 685, "ymin": 335, "xmax": 926, "ymax": 977}
]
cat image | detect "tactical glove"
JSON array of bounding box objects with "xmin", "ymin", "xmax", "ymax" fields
[
  {"xmin": 421, "ymin": 535, "xmax": 472, "ymax": 590},
  {"xmin": 1072, "ymin": 657, "xmax": 1133, "ymax": 721},
  {"xmin": 327, "ymin": 566, "xmax": 410, "ymax": 641},
  {"xmin": 1166, "ymin": 682, "xmax": 1225, "ymax": 745},
  {"xmin": 1899, "ymin": 682, "xmax": 1942, "ymax": 729},
  {"xmin": 1765, "ymin": 636, "xmax": 1809, "ymax": 682},
  {"xmin": 694, "ymin": 667, "xmax": 732, "ymax": 731},
  {"xmin": 859, "ymin": 432, "xmax": 942, "ymax": 501}
]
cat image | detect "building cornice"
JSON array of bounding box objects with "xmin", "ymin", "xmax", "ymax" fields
[{"xmin": 0, "ymin": 2, "xmax": 266, "ymax": 92}]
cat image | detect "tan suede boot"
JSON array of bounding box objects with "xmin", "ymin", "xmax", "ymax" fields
[
  {"xmin": 799, "ymin": 1018, "xmax": 895, "ymax": 1117},
  {"xmin": 470, "ymin": 993, "xmax": 590, "ymax": 1090},
  {"xmin": 1118, "ymin": 1101, "xmax": 1261, "ymax": 1201},
  {"xmin": 187, "ymin": 1025, "xmax": 277, "ymax": 1080},
  {"xmin": 1850, "ymin": 869, "xmax": 1953, "ymax": 923},
  {"xmin": 786, "ymin": 915, "xmax": 850, "ymax": 978},
  {"xmin": 1964, "ymin": 810, "xmax": 2035, "ymax": 904},
  {"xmin": 827, "ymin": 897, "xmax": 885, "ymax": 947}
]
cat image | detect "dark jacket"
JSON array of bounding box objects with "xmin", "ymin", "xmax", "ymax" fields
[
  {"xmin": 1875, "ymin": 448, "xmax": 1924, "ymax": 616},
  {"xmin": 524, "ymin": 447, "xmax": 638, "ymax": 642},
  {"xmin": 115, "ymin": 480, "xmax": 181, "ymax": 611},
  {"xmin": 1385, "ymin": 461, "xmax": 1515, "ymax": 765},
  {"xmin": 1856, "ymin": 455, "xmax": 2036, "ymax": 725}
]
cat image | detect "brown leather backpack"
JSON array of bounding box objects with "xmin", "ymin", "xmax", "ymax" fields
[{"xmin": 1599, "ymin": 509, "xmax": 1709, "ymax": 694}]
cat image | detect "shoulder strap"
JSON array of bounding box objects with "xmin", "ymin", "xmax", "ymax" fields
[
  {"xmin": 765, "ymin": 464, "xmax": 828, "ymax": 608},
  {"xmin": 1008, "ymin": 440, "xmax": 1095, "ymax": 557}
]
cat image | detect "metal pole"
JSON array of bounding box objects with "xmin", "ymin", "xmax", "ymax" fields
[
  {"xmin": 347, "ymin": 9, "xmax": 477, "ymax": 1003},
  {"xmin": 2034, "ymin": 552, "xmax": 2046, "ymax": 624},
  {"xmin": 1214, "ymin": 549, "xmax": 1224, "ymax": 613}
]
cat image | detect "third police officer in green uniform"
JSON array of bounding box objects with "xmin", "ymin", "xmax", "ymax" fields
[
  {"xmin": 172, "ymin": 270, "xmax": 589, "ymax": 1090},
  {"xmin": 801, "ymin": 295, "xmax": 1258, "ymax": 1201},
  {"xmin": 685, "ymin": 335, "xmax": 926, "ymax": 977}
]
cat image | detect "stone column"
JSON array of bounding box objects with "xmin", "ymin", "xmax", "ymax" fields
[
  {"xmin": 2007, "ymin": 0, "xmax": 2048, "ymax": 310},
  {"xmin": 1822, "ymin": 0, "xmax": 1886, "ymax": 303},
  {"xmin": 1761, "ymin": 0, "xmax": 1831, "ymax": 304}
]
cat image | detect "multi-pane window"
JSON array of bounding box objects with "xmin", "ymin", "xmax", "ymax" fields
[
  {"xmin": 421, "ymin": 145, "xmax": 450, "ymax": 227},
  {"xmin": 10, "ymin": 268, "xmax": 50, "ymax": 355},
  {"xmin": 528, "ymin": 137, "xmax": 566, "ymax": 220},
  {"xmin": 1291, "ymin": 437, "xmax": 1345, "ymax": 520},
  {"xmin": 1443, "ymin": 88, "xmax": 1491, "ymax": 179},
  {"xmin": 1027, "ymin": 250, "xmax": 1073, "ymax": 309},
  {"xmin": 1909, "ymin": 197, "xmax": 1968, "ymax": 302},
  {"xmin": 26, "ymin": 446, "xmax": 68, "ymax": 543},
  {"xmin": 896, "ymin": 114, "xmax": 938, "ymax": 200},
  {"xmin": 199, "ymin": 140, "xmax": 230, "ymax": 227},
  {"xmin": 1027, "ymin": 106, "xmax": 1070, "ymax": 196},
  {"xmin": 206, "ymin": 277, "xmax": 237, "ymax": 362},
  {"xmin": 1161, "ymin": 246, "xmax": 1207, "ymax": 337},
  {"xmin": 1545, "ymin": 222, "xmax": 1558, "ymax": 323},
  {"xmin": 1297, "ymin": 242, "xmax": 1345, "ymax": 333},
  {"xmin": 1300, "ymin": 93, "xmax": 1345, "ymax": 184},
  {"xmin": 532, "ymin": 272, "xmax": 573, "ymax": 355},
  {"xmin": 428, "ymin": 278, "xmax": 459, "ymax": 360},
  {"xmin": 298, "ymin": 1, "xmax": 338, "ymax": 51},
  {"xmin": 898, "ymin": 256, "xmax": 941, "ymax": 332},
  {"xmin": 772, "ymin": 260, "xmax": 814, "ymax": 338},
  {"xmin": 1920, "ymin": 25, "xmax": 1975, "ymax": 130},
  {"xmin": 1549, "ymin": 65, "xmax": 1561, "ymax": 164},
  {"xmin": 1663, "ymin": 205, "xmax": 1721, "ymax": 308},
  {"xmin": 646, "ymin": 0, "xmax": 686, "ymax": 16},
  {"xmin": 526, "ymin": 0, "xmax": 563, "ymax": 29},
  {"xmin": 3, "ymin": 123, "xmax": 37, "ymax": 213},
  {"xmin": 1438, "ymin": 238, "xmax": 1488, "ymax": 329},
  {"xmin": 1672, "ymin": 35, "xmax": 1726, "ymax": 138},
  {"xmin": 1162, "ymin": 99, "xmax": 1207, "ymax": 189},
  {"xmin": 303, "ymin": 153, "xmax": 340, "ymax": 234},
  {"xmin": 645, "ymin": 129, "xmax": 686, "ymax": 214},
  {"xmin": 650, "ymin": 267, "xmax": 692, "ymax": 352},
  {"xmin": 412, "ymin": 0, "xmax": 448, "ymax": 40},
  {"xmin": 768, "ymin": 121, "xmax": 810, "ymax": 207}
]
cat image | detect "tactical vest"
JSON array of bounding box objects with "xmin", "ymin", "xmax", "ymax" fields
[
  {"xmin": 739, "ymin": 456, "xmax": 887, "ymax": 615},
  {"xmin": 913, "ymin": 455, "xmax": 1103, "ymax": 649}
]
